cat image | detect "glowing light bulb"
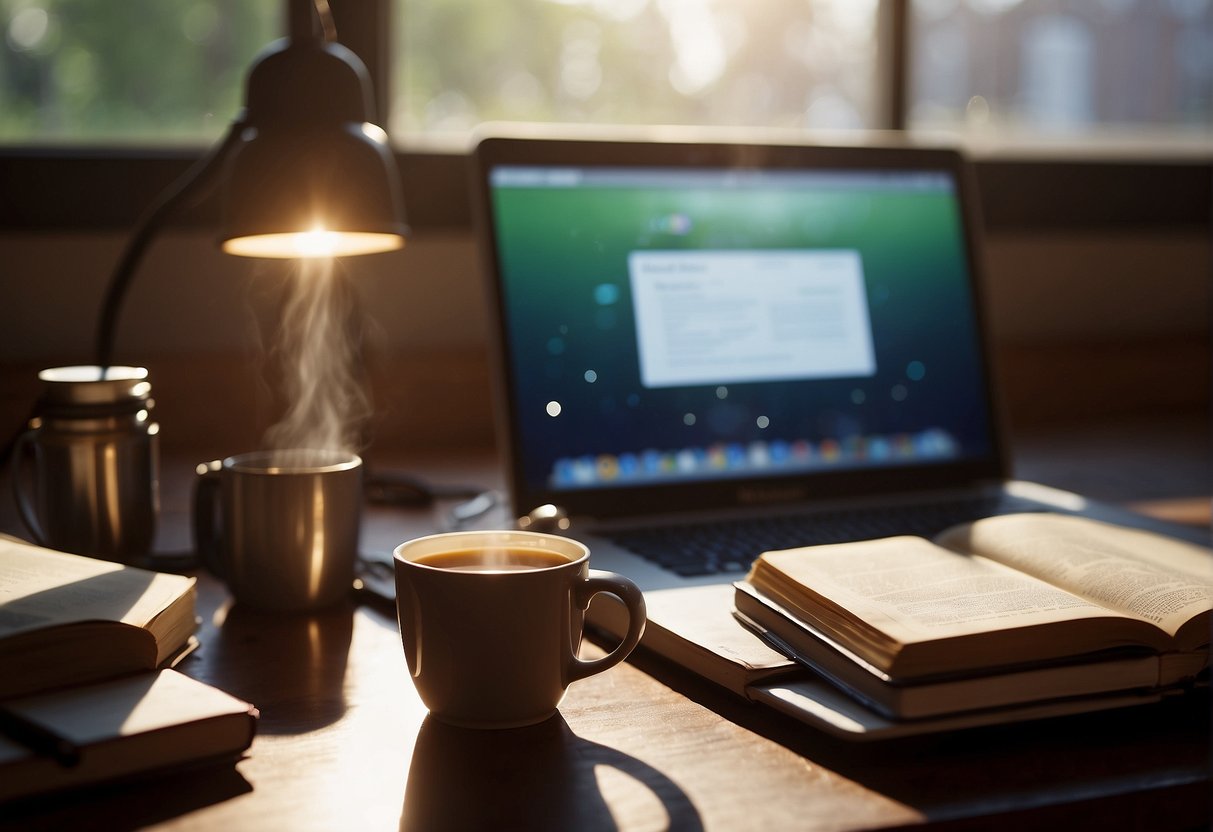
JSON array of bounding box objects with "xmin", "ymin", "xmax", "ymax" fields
[
  {"xmin": 222, "ymin": 229, "xmax": 404, "ymax": 258},
  {"xmin": 293, "ymin": 229, "xmax": 340, "ymax": 258}
]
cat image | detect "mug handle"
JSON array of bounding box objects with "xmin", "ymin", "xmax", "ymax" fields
[
  {"xmin": 10, "ymin": 428, "xmax": 49, "ymax": 546},
  {"xmin": 192, "ymin": 460, "xmax": 224, "ymax": 576},
  {"xmin": 567, "ymin": 569, "xmax": 647, "ymax": 683}
]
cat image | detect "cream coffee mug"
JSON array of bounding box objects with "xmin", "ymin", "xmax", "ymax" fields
[{"xmin": 393, "ymin": 530, "xmax": 647, "ymax": 729}]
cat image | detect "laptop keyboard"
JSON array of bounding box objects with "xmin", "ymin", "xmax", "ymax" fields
[{"xmin": 606, "ymin": 494, "xmax": 1046, "ymax": 577}]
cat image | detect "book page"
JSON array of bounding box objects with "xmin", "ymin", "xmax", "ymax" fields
[
  {"xmin": 0, "ymin": 537, "xmax": 194, "ymax": 638},
  {"xmin": 937, "ymin": 514, "xmax": 1213, "ymax": 638},
  {"xmin": 754, "ymin": 536, "xmax": 1122, "ymax": 647}
]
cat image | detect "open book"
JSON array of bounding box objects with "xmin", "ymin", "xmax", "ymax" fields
[
  {"xmin": 735, "ymin": 513, "xmax": 1212, "ymax": 719},
  {"xmin": 0, "ymin": 536, "xmax": 198, "ymax": 699}
]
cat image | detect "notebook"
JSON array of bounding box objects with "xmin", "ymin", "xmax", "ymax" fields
[{"xmin": 462, "ymin": 130, "xmax": 1194, "ymax": 736}]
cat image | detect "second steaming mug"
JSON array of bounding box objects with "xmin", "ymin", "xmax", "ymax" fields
[{"xmin": 193, "ymin": 449, "xmax": 362, "ymax": 610}]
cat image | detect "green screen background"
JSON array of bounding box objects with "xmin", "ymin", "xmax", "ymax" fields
[{"xmin": 490, "ymin": 174, "xmax": 992, "ymax": 491}]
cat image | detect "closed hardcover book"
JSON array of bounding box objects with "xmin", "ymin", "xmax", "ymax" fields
[{"xmin": 0, "ymin": 669, "xmax": 258, "ymax": 803}]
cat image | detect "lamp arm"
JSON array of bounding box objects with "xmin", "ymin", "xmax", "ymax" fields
[
  {"xmin": 291, "ymin": 0, "xmax": 336, "ymax": 43},
  {"xmin": 94, "ymin": 120, "xmax": 246, "ymax": 371},
  {"xmin": 314, "ymin": 0, "xmax": 337, "ymax": 42}
]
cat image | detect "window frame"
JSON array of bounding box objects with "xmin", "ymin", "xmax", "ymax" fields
[{"xmin": 0, "ymin": 0, "xmax": 1208, "ymax": 236}]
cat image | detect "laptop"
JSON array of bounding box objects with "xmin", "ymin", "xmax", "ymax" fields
[{"xmin": 462, "ymin": 131, "xmax": 1189, "ymax": 736}]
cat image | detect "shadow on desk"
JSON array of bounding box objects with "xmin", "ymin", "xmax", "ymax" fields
[
  {"xmin": 402, "ymin": 714, "xmax": 704, "ymax": 832},
  {"xmin": 0, "ymin": 763, "xmax": 252, "ymax": 832},
  {"xmin": 616, "ymin": 639, "xmax": 1212, "ymax": 830},
  {"xmin": 189, "ymin": 599, "xmax": 355, "ymax": 735}
]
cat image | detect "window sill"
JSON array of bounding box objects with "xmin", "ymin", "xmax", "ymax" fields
[{"xmin": 0, "ymin": 140, "xmax": 1208, "ymax": 234}]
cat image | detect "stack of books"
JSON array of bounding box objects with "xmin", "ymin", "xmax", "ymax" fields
[
  {"xmin": 732, "ymin": 513, "xmax": 1211, "ymax": 729},
  {"xmin": 0, "ymin": 536, "xmax": 258, "ymax": 803}
]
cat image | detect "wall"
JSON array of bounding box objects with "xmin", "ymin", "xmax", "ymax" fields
[{"xmin": 1, "ymin": 226, "xmax": 1208, "ymax": 456}]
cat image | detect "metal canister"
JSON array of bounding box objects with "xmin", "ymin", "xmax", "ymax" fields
[{"xmin": 11, "ymin": 366, "xmax": 159, "ymax": 563}]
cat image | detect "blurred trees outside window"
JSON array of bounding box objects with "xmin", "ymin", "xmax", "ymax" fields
[
  {"xmin": 393, "ymin": 0, "xmax": 1210, "ymax": 147},
  {"xmin": 910, "ymin": 0, "xmax": 1213, "ymax": 143},
  {"xmin": 0, "ymin": 0, "xmax": 277, "ymax": 144},
  {"xmin": 1, "ymin": 0, "xmax": 1209, "ymax": 148},
  {"xmin": 391, "ymin": 0, "xmax": 880, "ymax": 144}
]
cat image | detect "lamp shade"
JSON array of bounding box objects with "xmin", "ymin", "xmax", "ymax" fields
[{"xmin": 218, "ymin": 37, "xmax": 408, "ymax": 258}]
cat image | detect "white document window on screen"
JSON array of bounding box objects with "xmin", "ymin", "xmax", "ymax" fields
[{"xmin": 628, "ymin": 249, "xmax": 877, "ymax": 389}]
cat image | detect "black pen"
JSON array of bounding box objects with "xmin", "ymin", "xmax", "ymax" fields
[{"xmin": 0, "ymin": 706, "xmax": 81, "ymax": 767}]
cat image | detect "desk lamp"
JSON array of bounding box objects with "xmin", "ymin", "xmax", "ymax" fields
[{"xmin": 94, "ymin": 0, "xmax": 407, "ymax": 369}]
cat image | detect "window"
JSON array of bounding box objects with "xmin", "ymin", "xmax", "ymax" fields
[
  {"xmin": 0, "ymin": 1, "xmax": 278, "ymax": 144},
  {"xmin": 390, "ymin": 0, "xmax": 1211, "ymax": 150},
  {"xmin": 0, "ymin": 0, "xmax": 1208, "ymax": 231},
  {"xmin": 4, "ymin": 1, "xmax": 1210, "ymax": 149},
  {"xmin": 910, "ymin": 0, "xmax": 1213, "ymax": 146},
  {"xmin": 392, "ymin": 0, "xmax": 882, "ymax": 145}
]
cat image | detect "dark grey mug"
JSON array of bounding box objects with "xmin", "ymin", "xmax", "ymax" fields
[{"xmin": 193, "ymin": 449, "xmax": 362, "ymax": 610}]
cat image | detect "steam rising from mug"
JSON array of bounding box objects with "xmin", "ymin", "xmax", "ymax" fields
[{"xmin": 263, "ymin": 257, "xmax": 369, "ymax": 457}]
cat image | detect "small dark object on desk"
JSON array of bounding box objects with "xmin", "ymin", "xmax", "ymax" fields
[{"xmin": 364, "ymin": 470, "xmax": 483, "ymax": 507}]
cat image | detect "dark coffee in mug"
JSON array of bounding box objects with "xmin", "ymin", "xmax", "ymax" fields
[{"xmin": 415, "ymin": 548, "xmax": 571, "ymax": 573}]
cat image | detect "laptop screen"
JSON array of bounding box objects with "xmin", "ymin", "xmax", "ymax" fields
[{"xmin": 476, "ymin": 139, "xmax": 1003, "ymax": 518}]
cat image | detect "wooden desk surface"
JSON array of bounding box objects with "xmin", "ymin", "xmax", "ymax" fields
[{"xmin": 2, "ymin": 420, "xmax": 1210, "ymax": 831}]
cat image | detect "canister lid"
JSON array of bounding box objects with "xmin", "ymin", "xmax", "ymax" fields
[{"xmin": 38, "ymin": 366, "xmax": 151, "ymax": 406}]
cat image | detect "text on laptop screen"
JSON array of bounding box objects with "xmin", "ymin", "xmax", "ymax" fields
[{"xmin": 488, "ymin": 165, "xmax": 993, "ymax": 494}]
